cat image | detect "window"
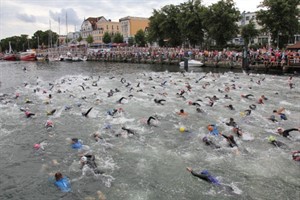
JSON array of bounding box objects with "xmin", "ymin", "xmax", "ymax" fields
[{"xmin": 246, "ymin": 16, "xmax": 250, "ymax": 20}]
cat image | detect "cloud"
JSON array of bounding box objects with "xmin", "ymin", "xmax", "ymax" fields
[
  {"xmin": 49, "ymin": 8, "xmax": 81, "ymax": 26},
  {"xmin": 16, "ymin": 13, "xmax": 36, "ymax": 23}
]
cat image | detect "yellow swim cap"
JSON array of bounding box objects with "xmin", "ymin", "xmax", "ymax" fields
[
  {"xmin": 179, "ymin": 127, "xmax": 185, "ymax": 132},
  {"xmin": 268, "ymin": 136, "xmax": 276, "ymax": 142}
]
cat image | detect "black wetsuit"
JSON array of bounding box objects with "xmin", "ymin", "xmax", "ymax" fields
[
  {"xmin": 281, "ymin": 128, "xmax": 298, "ymax": 138},
  {"xmin": 118, "ymin": 97, "xmax": 126, "ymax": 104},
  {"xmin": 147, "ymin": 116, "xmax": 156, "ymax": 125},
  {"xmin": 204, "ymin": 140, "xmax": 220, "ymax": 149},
  {"xmin": 270, "ymin": 140, "xmax": 286, "ymax": 148},
  {"xmin": 190, "ymin": 171, "xmax": 212, "ymax": 182},
  {"xmin": 82, "ymin": 107, "xmax": 93, "ymax": 117},
  {"xmin": 221, "ymin": 134, "xmax": 238, "ymax": 148},
  {"xmin": 154, "ymin": 99, "xmax": 166, "ymax": 105},
  {"xmin": 243, "ymin": 94, "xmax": 254, "ymax": 98},
  {"xmin": 122, "ymin": 127, "xmax": 135, "ymax": 135},
  {"xmin": 83, "ymin": 155, "xmax": 104, "ymax": 174}
]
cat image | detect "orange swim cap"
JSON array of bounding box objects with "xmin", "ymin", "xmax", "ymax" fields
[{"xmin": 208, "ymin": 125, "xmax": 213, "ymax": 131}]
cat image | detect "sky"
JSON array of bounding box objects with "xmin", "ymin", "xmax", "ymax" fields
[{"xmin": 0, "ymin": 0, "xmax": 263, "ymax": 40}]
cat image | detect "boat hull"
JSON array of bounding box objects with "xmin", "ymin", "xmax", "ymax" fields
[
  {"xmin": 179, "ymin": 59, "xmax": 203, "ymax": 67},
  {"xmin": 3, "ymin": 54, "xmax": 17, "ymax": 61}
]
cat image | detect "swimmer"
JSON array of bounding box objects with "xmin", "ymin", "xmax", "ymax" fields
[
  {"xmin": 71, "ymin": 138, "xmax": 82, "ymax": 149},
  {"xmin": 93, "ymin": 132, "xmax": 103, "ymax": 142},
  {"xmin": 47, "ymin": 109, "xmax": 56, "ymax": 116},
  {"xmin": 64, "ymin": 105, "xmax": 72, "ymax": 111},
  {"xmin": 45, "ymin": 120, "xmax": 54, "ymax": 128},
  {"xmin": 232, "ymin": 126, "xmax": 243, "ymax": 137},
  {"xmin": 186, "ymin": 167, "xmax": 234, "ymax": 192},
  {"xmin": 82, "ymin": 107, "xmax": 93, "ymax": 117},
  {"xmin": 207, "ymin": 124, "xmax": 220, "ymax": 136},
  {"xmin": 225, "ymin": 104, "xmax": 235, "ymax": 110},
  {"xmin": 121, "ymin": 127, "xmax": 136, "ymax": 135},
  {"xmin": 154, "ymin": 99, "xmax": 166, "ymax": 105},
  {"xmin": 224, "ymin": 94, "xmax": 232, "ymax": 100},
  {"xmin": 249, "ymin": 104, "xmax": 256, "ymax": 110},
  {"xmin": 25, "ymin": 111, "xmax": 35, "ymax": 118},
  {"xmin": 226, "ymin": 118, "xmax": 237, "ymax": 127},
  {"xmin": 243, "ymin": 109, "xmax": 252, "ymax": 116},
  {"xmin": 220, "ymin": 133, "xmax": 238, "ymax": 148},
  {"xmin": 15, "ymin": 93, "xmax": 20, "ymax": 99},
  {"xmin": 117, "ymin": 97, "xmax": 127, "ymax": 104},
  {"xmin": 53, "ymin": 172, "xmax": 71, "ymax": 192},
  {"xmin": 177, "ymin": 109, "xmax": 188, "ymax": 117},
  {"xmin": 292, "ymin": 151, "xmax": 300, "ymax": 161},
  {"xmin": 268, "ymin": 115, "xmax": 278, "ymax": 122},
  {"xmin": 196, "ymin": 107, "xmax": 205, "ymax": 113},
  {"xmin": 273, "ymin": 110, "xmax": 287, "ymax": 120},
  {"xmin": 202, "ymin": 136, "xmax": 220, "ymax": 149},
  {"xmin": 188, "ymin": 101, "xmax": 201, "ymax": 107},
  {"xmin": 277, "ymin": 127, "xmax": 300, "ymax": 138},
  {"xmin": 147, "ymin": 116, "xmax": 157, "ymax": 126},
  {"xmin": 25, "ymin": 98, "xmax": 33, "ymax": 104},
  {"xmin": 241, "ymin": 94, "xmax": 254, "ymax": 99},
  {"xmin": 107, "ymin": 108, "xmax": 118, "ymax": 117},
  {"xmin": 268, "ymin": 136, "xmax": 286, "ymax": 148},
  {"xmin": 80, "ymin": 155, "xmax": 104, "ymax": 175}
]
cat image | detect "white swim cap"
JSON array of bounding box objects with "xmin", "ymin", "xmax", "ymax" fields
[{"xmin": 80, "ymin": 156, "xmax": 87, "ymax": 163}]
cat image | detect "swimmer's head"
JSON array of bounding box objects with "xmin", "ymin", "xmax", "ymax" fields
[
  {"xmin": 268, "ymin": 136, "xmax": 276, "ymax": 142},
  {"xmin": 179, "ymin": 127, "xmax": 185, "ymax": 132},
  {"xmin": 277, "ymin": 127, "xmax": 283, "ymax": 133},
  {"xmin": 34, "ymin": 143, "xmax": 41, "ymax": 149},
  {"xmin": 207, "ymin": 125, "xmax": 214, "ymax": 131},
  {"xmin": 188, "ymin": 101, "xmax": 192, "ymax": 105},
  {"xmin": 202, "ymin": 136, "xmax": 208, "ymax": 142},
  {"xmin": 80, "ymin": 156, "xmax": 87, "ymax": 163}
]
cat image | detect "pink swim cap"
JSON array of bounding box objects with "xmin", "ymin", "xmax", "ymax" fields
[{"xmin": 34, "ymin": 143, "xmax": 41, "ymax": 149}]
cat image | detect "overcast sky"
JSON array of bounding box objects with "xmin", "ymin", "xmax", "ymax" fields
[{"xmin": 0, "ymin": 0, "xmax": 262, "ymax": 39}]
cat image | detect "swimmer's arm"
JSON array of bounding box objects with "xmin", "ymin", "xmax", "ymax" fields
[{"xmin": 186, "ymin": 167, "xmax": 209, "ymax": 181}]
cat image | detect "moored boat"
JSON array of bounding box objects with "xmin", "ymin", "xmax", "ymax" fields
[
  {"xmin": 179, "ymin": 59, "xmax": 204, "ymax": 67},
  {"xmin": 20, "ymin": 50, "xmax": 36, "ymax": 61},
  {"xmin": 3, "ymin": 42, "xmax": 17, "ymax": 61}
]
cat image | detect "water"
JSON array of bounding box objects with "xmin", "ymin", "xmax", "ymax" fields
[{"xmin": 0, "ymin": 61, "xmax": 299, "ymax": 200}]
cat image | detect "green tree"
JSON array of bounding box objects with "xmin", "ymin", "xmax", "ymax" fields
[
  {"xmin": 256, "ymin": 0, "xmax": 300, "ymax": 48},
  {"xmin": 241, "ymin": 20, "xmax": 260, "ymax": 46},
  {"xmin": 112, "ymin": 32, "xmax": 124, "ymax": 43},
  {"xmin": 103, "ymin": 32, "xmax": 111, "ymax": 44},
  {"xmin": 177, "ymin": 0, "xmax": 205, "ymax": 47},
  {"xmin": 86, "ymin": 35, "xmax": 94, "ymax": 45},
  {"xmin": 128, "ymin": 37, "xmax": 134, "ymax": 46},
  {"xmin": 77, "ymin": 35, "xmax": 83, "ymax": 42},
  {"xmin": 135, "ymin": 29, "xmax": 146, "ymax": 47},
  {"xmin": 148, "ymin": 4, "xmax": 182, "ymax": 47},
  {"xmin": 203, "ymin": 0, "xmax": 240, "ymax": 47}
]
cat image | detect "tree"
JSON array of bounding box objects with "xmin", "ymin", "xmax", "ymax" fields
[
  {"xmin": 135, "ymin": 29, "xmax": 146, "ymax": 47},
  {"xmin": 128, "ymin": 37, "xmax": 134, "ymax": 46},
  {"xmin": 177, "ymin": 0, "xmax": 205, "ymax": 47},
  {"xmin": 103, "ymin": 32, "xmax": 111, "ymax": 44},
  {"xmin": 77, "ymin": 35, "xmax": 83, "ymax": 43},
  {"xmin": 86, "ymin": 35, "xmax": 94, "ymax": 45},
  {"xmin": 147, "ymin": 4, "xmax": 182, "ymax": 47},
  {"xmin": 256, "ymin": 0, "xmax": 300, "ymax": 48},
  {"xmin": 203, "ymin": 0, "xmax": 240, "ymax": 47},
  {"xmin": 112, "ymin": 32, "xmax": 124, "ymax": 43},
  {"xmin": 241, "ymin": 20, "xmax": 260, "ymax": 46}
]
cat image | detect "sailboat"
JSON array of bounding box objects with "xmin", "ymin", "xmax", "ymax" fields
[{"xmin": 3, "ymin": 42, "xmax": 17, "ymax": 61}]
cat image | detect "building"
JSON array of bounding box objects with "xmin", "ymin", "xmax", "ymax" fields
[
  {"xmin": 80, "ymin": 16, "xmax": 121, "ymax": 44},
  {"xmin": 119, "ymin": 16, "xmax": 149, "ymax": 43},
  {"xmin": 93, "ymin": 18, "xmax": 121, "ymax": 44},
  {"xmin": 233, "ymin": 11, "xmax": 270, "ymax": 46},
  {"xmin": 81, "ymin": 17, "xmax": 102, "ymax": 40}
]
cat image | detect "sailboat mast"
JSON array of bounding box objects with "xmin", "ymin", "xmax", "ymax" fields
[{"xmin": 66, "ymin": 12, "xmax": 68, "ymax": 44}]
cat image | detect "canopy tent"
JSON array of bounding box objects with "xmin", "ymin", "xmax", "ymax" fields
[{"xmin": 286, "ymin": 41, "xmax": 300, "ymax": 50}]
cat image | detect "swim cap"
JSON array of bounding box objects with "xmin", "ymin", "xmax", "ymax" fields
[
  {"xmin": 208, "ymin": 125, "xmax": 213, "ymax": 131},
  {"xmin": 80, "ymin": 156, "xmax": 87, "ymax": 163},
  {"xmin": 179, "ymin": 127, "xmax": 185, "ymax": 132},
  {"xmin": 188, "ymin": 101, "xmax": 192, "ymax": 105},
  {"xmin": 277, "ymin": 127, "xmax": 283, "ymax": 132},
  {"xmin": 201, "ymin": 170, "xmax": 210, "ymax": 175},
  {"xmin": 34, "ymin": 143, "xmax": 41, "ymax": 149},
  {"xmin": 202, "ymin": 136, "xmax": 208, "ymax": 142},
  {"xmin": 268, "ymin": 136, "xmax": 276, "ymax": 142}
]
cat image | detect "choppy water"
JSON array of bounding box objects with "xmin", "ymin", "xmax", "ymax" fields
[{"xmin": 0, "ymin": 61, "xmax": 299, "ymax": 200}]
